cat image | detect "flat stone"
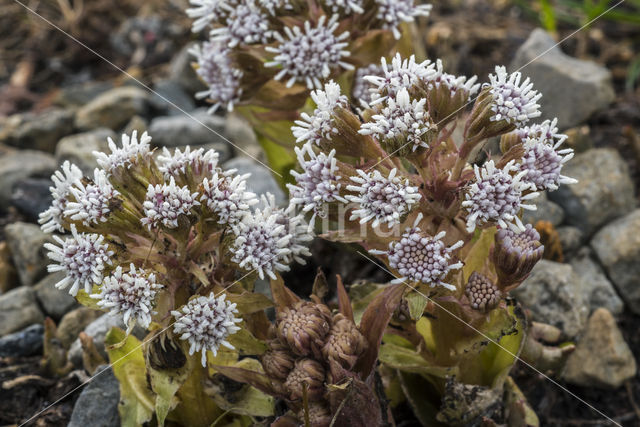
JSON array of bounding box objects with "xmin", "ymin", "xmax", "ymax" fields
[
  {"xmin": 10, "ymin": 178, "xmax": 53, "ymax": 222},
  {"xmin": 0, "ymin": 149, "xmax": 56, "ymax": 211},
  {"xmin": 150, "ymin": 79, "xmax": 196, "ymax": 115},
  {"xmin": 225, "ymin": 157, "xmax": 286, "ymax": 206},
  {"xmin": 68, "ymin": 365, "xmax": 120, "ymax": 427},
  {"xmin": 4, "ymin": 222, "xmax": 55, "ymax": 287},
  {"xmin": 591, "ymin": 209, "xmax": 640, "ymax": 314},
  {"xmin": 34, "ymin": 272, "xmax": 79, "ymax": 320},
  {"xmin": 75, "ymin": 86, "xmax": 150, "ymax": 131},
  {"xmin": 513, "ymin": 260, "xmax": 588, "ymax": 338},
  {"xmin": 0, "ymin": 324, "xmax": 44, "ymax": 357},
  {"xmin": 169, "ymin": 42, "xmax": 207, "ymax": 95},
  {"xmin": 0, "ymin": 287, "xmax": 44, "ymax": 337},
  {"xmin": 54, "ymin": 81, "xmax": 114, "ymax": 107},
  {"xmin": 57, "ymin": 307, "xmax": 104, "ymax": 349},
  {"xmin": 510, "ymin": 29, "xmax": 615, "ymax": 130},
  {"xmin": 0, "ymin": 109, "xmax": 75, "ymax": 152},
  {"xmin": 569, "ymin": 248, "xmax": 624, "ymax": 315},
  {"xmin": 147, "ymin": 110, "xmax": 228, "ymax": 147},
  {"xmin": 56, "ymin": 128, "xmax": 116, "ymax": 175},
  {"xmin": 556, "ymin": 226, "xmax": 583, "ymax": 259},
  {"xmin": 563, "ymin": 308, "xmax": 636, "ymax": 388},
  {"xmin": 521, "ymin": 191, "xmax": 564, "ymax": 227},
  {"xmin": 548, "ymin": 148, "xmax": 635, "ymax": 236}
]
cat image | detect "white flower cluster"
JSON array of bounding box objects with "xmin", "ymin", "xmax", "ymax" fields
[
  {"xmin": 38, "ymin": 161, "xmax": 83, "ymax": 233},
  {"xmin": 141, "ymin": 177, "xmax": 200, "ymax": 230},
  {"xmin": 259, "ymin": 0, "xmax": 293, "ymax": 16},
  {"xmin": 487, "ymin": 66, "xmax": 542, "ymax": 126},
  {"xmin": 157, "ymin": 146, "xmax": 219, "ymax": 179},
  {"xmin": 94, "ymin": 131, "xmax": 152, "ymax": 174},
  {"xmin": 365, "ymin": 54, "xmax": 436, "ymax": 105},
  {"xmin": 65, "ymin": 169, "xmax": 119, "ymax": 226},
  {"xmin": 210, "ymin": 0, "xmax": 272, "ymax": 48},
  {"xmin": 325, "ymin": 0, "xmax": 364, "ymax": 14},
  {"xmin": 375, "ymin": 0, "xmax": 432, "ymax": 39},
  {"xmin": 428, "ymin": 59, "xmax": 480, "ymax": 96},
  {"xmin": 291, "ymin": 81, "xmax": 349, "ymax": 146},
  {"xmin": 187, "ymin": 0, "xmax": 237, "ymax": 32},
  {"xmin": 201, "ymin": 171, "xmax": 258, "ymax": 225}
]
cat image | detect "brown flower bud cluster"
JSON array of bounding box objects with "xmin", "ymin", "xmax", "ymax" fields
[{"xmin": 465, "ymin": 272, "xmax": 501, "ymax": 313}]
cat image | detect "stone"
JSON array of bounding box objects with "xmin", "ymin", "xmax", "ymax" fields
[
  {"xmin": 548, "ymin": 148, "xmax": 635, "ymax": 236},
  {"xmin": 56, "ymin": 128, "xmax": 116, "ymax": 175},
  {"xmin": 54, "ymin": 81, "xmax": 114, "ymax": 107},
  {"xmin": 0, "ymin": 109, "xmax": 75, "ymax": 152},
  {"xmin": 169, "ymin": 42, "xmax": 207, "ymax": 95},
  {"xmin": 0, "ymin": 241, "xmax": 19, "ymax": 293},
  {"xmin": 75, "ymin": 86, "xmax": 150, "ymax": 131},
  {"xmin": 10, "ymin": 178, "xmax": 53, "ymax": 222},
  {"xmin": 512, "ymin": 260, "xmax": 588, "ymax": 338},
  {"xmin": 556, "ymin": 226, "xmax": 583, "ymax": 259},
  {"xmin": 510, "ymin": 29, "xmax": 615, "ymax": 130},
  {"xmin": 224, "ymin": 157, "xmax": 286, "ymax": 205},
  {"xmin": 569, "ymin": 248, "xmax": 624, "ymax": 315},
  {"xmin": 563, "ymin": 308, "xmax": 636, "ymax": 389},
  {"xmin": 110, "ymin": 16, "xmax": 181, "ymax": 67},
  {"xmin": 224, "ymin": 114, "xmax": 264, "ymax": 162},
  {"xmin": 123, "ymin": 115, "xmax": 148, "ymax": 136},
  {"xmin": 4, "ymin": 222, "xmax": 54, "ymax": 287},
  {"xmin": 67, "ymin": 365, "xmax": 120, "ymax": 427},
  {"xmin": 591, "ymin": 209, "xmax": 640, "ymax": 314},
  {"xmin": 0, "ymin": 324, "xmax": 44, "ymax": 357},
  {"xmin": 521, "ymin": 191, "xmax": 564, "ymax": 227},
  {"xmin": 68, "ymin": 314, "xmax": 127, "ymax": 367},
  {"xmin": 34, "ymin": 272, "xmax": 79, "ymax": 320},
  {"xmin": 0, "ymin": 148, "xmax": 56, "ymax": 211},
  {"xmin": 147, "ymin": 110, "xmax": 228, "ymax": 147},
  {"xmin": 0, "ymin": 287, "xmax": 44, "ymax": 336},
  {"xmin": 150, "ymin": 79, "xmax": 196, "ymax": 115},
  {"xmin": 57, "ymin": 307, "xmax": 104, "ymax": 349},
  {"xmin": 563, "ymin": 125, "xmax": 593, "ymax": 153}
]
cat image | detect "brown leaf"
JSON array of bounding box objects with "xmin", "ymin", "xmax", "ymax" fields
[
  {"xmin": 211, "ymin": 365, "xmax": 277, "ymax": 397},
  {"xmin": 336, "ymin": 275, "xmax": 354, "ymax": 323},
  {"xmin": 270, "ymin": 272, "xmax": 300, "ymax": 311},
  {"xmin": 312, "ymin": 268, "xmax": 329, "ymax": 300}
]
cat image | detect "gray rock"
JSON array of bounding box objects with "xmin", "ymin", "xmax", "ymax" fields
[
  {"xmin": 56, "ymin": 128, "xmax": 116, "ymax": 175},
  {"xmin": 556, "ymin": 226, "xmax": 583, "ymax": 259},
  {"xmin": 54, "ymin": 81, "xmax": 114, "ymax": 107},
  {"xmin": 224, "ymin": 114, "xmax": 264, "ymax": 162},
  {"xmin": 75, "ymin": 86, "xmax": 150, "ymax": 131},
  {"xmin": 5, "ymin": 222, "xmax": 55, "ymax": 286},
  {"xmin": 0, "ymin": 109, "xmax": 75, "ymax": 152},
  {"xmin": 510, "ymin": 29, "xmax": 615, "ymax": 130},
  {"xmin": 548, "ymin": 148, "xmax": 635, "ymax": 236},
  {"xmin": 0, "ymin": 324, "xmax": 44, "ymax": 357},
  {"xmin": 569, "ymin": 249, "xmax": 624, "ymax": 315},
  {"xmin": 0, "ymin": 148, "xmax": 56, "ymax": 210},
  {"xmin": 512, "ymin": 260, "xmax": 589, "ymax": 338},
  {"xmin": 591, "ymin": 209, "xmax": 640, "ymax": 314},
  {"xmin": 11, "ymin": 178, "xmax": 53, "ymax": 221},
  {"xmin": 151, "ymin": 79, "xmax": 196, "ymax": 115},
  {"xmin": 68, "ymin": 366, "xmax": 120, "ymax": 427},
  {"xmin": 169, "ymin": 42, "xmax": 206, "ymax": 95},
  {"xmin": 0, "ymin": 287, "xmax": 44, "ymax": 336},
  {"xmin": 123, "ymin": 115, "xmax": 148, "ymax": 136},
  {"xmin": 57, "ymin": 307, "xmax": 104, "ymax": 349},
  {"xmin": 521, "ymin": 191, "xmax": 564, "ymax": 227},
  {"xmin": 34, "ymin": 272, "xmax": 79, "ymax": 320},
  {"xmin": 225, "ymin": 157, "xmax": 286, "ymax": 205},
  {"xmin": 563, "ymin": 308, "xmax": 636, "ymax": 389},
  {"xmin": 147, "ymin": 110, "xmax": 228, "ymax": 147}
]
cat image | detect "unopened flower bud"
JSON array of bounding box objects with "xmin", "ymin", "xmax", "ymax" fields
[
  {"xmin": 465, "ymin": 272, "xmax": 501, "ymax": 313},
  {"xmin": 262, "ymin": 339, "xmax": 296, "ymax": 380},
  {"xmin": 322, "ymin": 314, "xmax": 366, "ymax": 370},
  {"xmin": 284, "ymin": 358, "xmax": 326, "ymax": 401},
  {"xmin": 298, "ymin": 401, "xmax": 332, "ymax": 427},
  {"xmin": 493, "ymin": 224, "xmax": 544, "ymax": 289},
  {"xmin": 277, "ymin": 300, "xmax": 332, "ymax": 357}
]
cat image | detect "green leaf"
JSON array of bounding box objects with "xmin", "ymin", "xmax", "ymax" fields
[
  {"xmin": 225, "ymin": 292, "xmax": 273, "ymax": 315},
  {"xmin": 462, "ymin": 227, "xmax": 497, "ymax": 282},
  {"xmin": 397, "ymin": 371, "xmax": 447, "ymax": 427},
  {"xmin": 172, "ymin": 361, "xmax": 224, "ymax": 427},
  {"xmin": 226, "ymin": 327, "xmax": 268, "ymax": 355},
  {"xmin": 379, "ymin": 343, "xmax": 457, "ymax": 379},
  {"xmin": 209, "ymin": 384, "xmax": 275, "ymax": 418},
  {"xmin": 75, "ymin": 287, "xmax": 103, "ymax": 310},
  {"xmin": 105, "ymin": 328, "xmax": 155, "ymax": 427},
  {"xmin": 406, "ymin": 291, "xmax": 428, "ymax": 321}
]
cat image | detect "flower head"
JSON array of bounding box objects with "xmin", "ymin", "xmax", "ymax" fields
[
  {"xmin": 259, "ymin": 0, "xmax": 294, "ymax": 16},
  {"xmin": 187, "ymin": 0, "xmax": 237, "ymax": 32},
  {"xmin": 44, "ymin": 224, "xmax": 114, "ymax": 296},
  {"xmin": 518, "ymin": 136, "xmax": 576, "ymax": 191},
  {"xmin": 346, "ymin": 168, "xmax": 420, "ymax": 227},
  {"xmin": 265, "ymin": 15, "xmax": 353, "ymax": 89},
  {"xmin": 291, "ymin": 81, "xmax": 348, "ymax": 145},
  {"xmin": 493, "ymin": 224, "xmax": 544, "ymax": 288},
  {"xmin": 324, "ymin": 0, "xmax": 364, "ymax": 14},
  {"xmin": 515, "ymin": 118, "xmax": 566, "ymax": 146},
  {"xmin": 262, "ymin": 339, "xmax": 296, "ymax": 380},
  {"xmin": 210, "ymin": 0, "xmax": 273, "ymax": 48},
  {"xmin": 465, "ymin": 272, "xmax": 501, "ymax": 312},
  {"xmin": 427, "ymin": 59, "xmax": 480, "ymax": 96},
  {"xmin": 157, "ymin": 146, "xmax": 219, "ymax": 179},
  {"xmin": 462, "ymin": 160, "xmax": 538, "ymax": 233},
  {"xmin": 321, "ymin": 313, "xmax": 366, "ymax": 370},
  {"xmin": 172, "ymin": 293, "xmax": 242, "ymax": 366},
  {"xmin": 374, "ymin": 0, "xmax": 432, "ymax": 39},
  {"xmin": 92, "ymin": 264, "xmax": 163, "ymax": 332},
  {"xmin": 364, "ymin": 54, "xmax": 435, "ymax": 104},
  {"xmin": 277, "ymin": 300, "xmax": 332, "ymax": 357},
  {"xmin": 284, "ymin": 358, "xmax": 326, "ymax": 400},
  {"xmin": 200, "ymin": 171, "xmax": 258, "ymax": 225},
  {"xmin": 352, "ymin": 64, "xmax": 384, "ymax": 105},
  {"xmin": 141, "ymin": 177, "xmax": 200, "ymax": 230},
  {"xmin": 65, "ymin": 168, "xmax": 120, "ymax": 226},
  {"xmin": 39, "ymin": 161, "xmax": 83, "ymax": 233},
  {"xmin": 94, "ymin": 131, "xmax": 152, "ymax": 174},
  {"xmin": 487, "ymin": 66, "xmax": 541, "ymax": 126}
]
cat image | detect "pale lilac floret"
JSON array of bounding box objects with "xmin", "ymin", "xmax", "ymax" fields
[
  {"xmin": 346, "ymin": 168, "xmax": 421, "ymax": 227},
  {"xmin": 259, "ymin": 0, "xmax": 293, "ymax": 16},
  {"xmin": 364, "ymin": 54, "xmax": 436, "ymax": 105},
  {"xmin": 518, "ymin": 136, "xmax": 577, "ymax": 191},
  {"xmin": 487, "ymin": 66, "xmax": 542, "ymax": 126},
  {"xmin": 65, "ymin": 168, "xmax": 120, "ymax": 226},
  {"xmin": 172, "ymin": 293, "xmax": 242, "ymax": 366},
  {"xmin": 44, "ymin": 224, "xmax": 114, "ymax": 296},
  {"xmin": 374, "ymin": 0, "xmax": 432, "ymax": 39},
  {"xmin": 157, "ymin": 146, "xmax": 219, "ymax": 179},
  {"xmin": 291, "ymin": 81, "xmax": 348, "ymax": 145},
  {"xmin": 187, "ymin": 0, "xmax": 237, "ymax": 32},
  {"xmin": 141, "ymin": 177, "xmax": 200, "ymax": 230},
  {"xmin": 426, "ymin": 59, "xmax": 480, "ymax": 96},
  {"xmin": 210, "ymin": 0, "xmax": 273, "ymax": 48},
  {"xmin": 352, "ymin": 64, "xmax": 384, "ymax": 105},
  {"xmin": 324, "ymin": 0, "xmax": 364, "ymax": 14},
  {"xmin": 200, "ymin": 171, "xmax": 258, "ymax": 225},
  {"xmin": 94, "ymin": 131, "xmax": 152, "ymax": 174},
  {"xmin": 39, "ymin": 161, "xmax": 83, "ymax": 233}
]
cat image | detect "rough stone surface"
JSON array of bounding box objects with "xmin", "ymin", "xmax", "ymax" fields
[
  {"xmin": 4, "ymin": 222, "xmax": 54, "ymax": 287},
  {"xmin": 147, "ymin": 110, "xmax": 228, "ymax": 147},
  {"xmin": 10, "ymin": 178, "xmax": 53, "ymax": 222},
  {"xmin": 591, "ymin": 209, "xmax": 640, "ymax": 314},
  {"xmin": 151, "ymin": 79, "xmax": 196, "ymax": 115},
  {"xmin": 225, "ymin": 157, "xmax": 286, "ymax": 205},
  {"xmin": 224, "ymin": 113, "xmax": 264, "ymax": 161},
  {"xmin": 556, "ymin": 226, "xmax": 583, "ymax": 259},
  {"xmin": 57, "ymin": 307, "xmax": 104, "ymax": 349},
  {"xmin": 548, "ymin": 148, "xmax": 635, "ymax": 236},
  {"xmin": 563, "ymin": 308, "xmax": 636, "ymax": 389},
  {"xmin": 510, "ymin": 29, "xmax": 615, "ymax": 130},
  {"xmin": 68, "ymin": 314, "xmax": 126, "ymax": 367},
  {"xmin": 0, "ymin": 324, "xmax": 44, "ymax": 357},
  {"xmin": 67, "ymin": 366, "xmax": 120, "ymax": 427},
  {"xmin": 75, "ymin": 86, "xmax": 150, "ymax": 131},
  {"xmin": 569, "ymin": 248, "xmax": 624, "ymax": 315},
  {"xmin": 0, "ymin": 148, "xmax": 56, "ymax": 210},
  {"xmin": 521, "ymin": 191, "xmax": 564, "ymax": 227},
  {"xmin": 0, "ymin": 287, "xmax": 45, "ymax": 336},
  {"xmin": 54, "ymin": 81, "xmax": 114, "ymax": 107},
  {"xmin": 0, "ymin": 109, "xmax": 75, "ymax": 152},
  {"xmin": 169, "ymin": 42, "xmax": 207, "ymax": 94},
  {"xmin": 34, "ymin": 272, "xmax": 79, "ymax": 320},
  {"xmin": 56, "ymin": 128, "xmax": 116, "ymax": 175},
  {"xmin": 512, "ymin": 260, "xmax": 588, "ymax": 338},
  {"xmin": 123, "ymin": 115, "xmax": 148, "ymax": 136}
]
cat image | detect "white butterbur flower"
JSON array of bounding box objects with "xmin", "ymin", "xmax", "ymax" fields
[
  {"xmin": 44, "ymin": 224, "xmax": 114, "ymax": 296},
  {"xmin": 462, "ymin": 160, "xmax": 538, "ymax": 233},
  {"xmin": 92, "ymin": 264, "xmax": 163, "ymax": 333},
  {"xmin": 359, "ymin": 88, "xmax": 434, "ymax": 152},
  {"xmin": 201, "ymin": 171, "xmax": 258, "ymax": 225},
  {"xmin": 371, "ymin": 214, "xmax": 463, "ymax": 290},
  {"xmin": 259, "ymin": 0, "xmax": 293, "ymax": 16},
  {"xmin": 187, "ymin": 0, "xmax": 236, "ymax": 32},
  {"xmin": 352, "ymin": 64, "xmax": 384, "ymax": 106},
  {"xmin": 518, "ymin": 136, "xmax": 577, "ymax": 192},
  {"xmin": 157, "ymin": 146, "xmax": 219, "ymax": 179},
  {"xmin": 287, "ymin": 145, "xmax": 347, "ymax": 226},
  {"xmin": 365, "ymin": 54, "xmax": 436, "ymax": 104},
  {"xmin": 191, "ymin": 40, "xmax": 243, "ymax": 113},
  {"xmin": 291, "ymin": 81, "xmax": 348, "ymax": 145},
  {"xmin": 325, "ymin": 0, "xmax": 364, "ymax": 14},
  {"xmin": 375, "ymin": 0, "xmax": 432, "ymax": 39},
  {"xmin": 65, "ymin": 169, "xmax": 120, "ymax": 226},
  {"xmin": 172, "ymin": 293, "xmax": 242, "ymax": 366},
  {"xmin": 487, "ymin": 66, "xmax": 542, "ymax": 126},
  {"xmin": 39, "ymin": 161, "xmax": 83, "ymax": 233},
  {"xmin": 210, "ymin": 0, "xmax": 272, "ymax": 48},
  {"xmin": 94, "ymin": 131, "xmax": 152, "ymax": 174},
  {"xmin": 516, "ymin": 118, "xmax": 567, "ymax": 146},
  {"xmin": 231, "ymin": 207, "xmax": 293, "ymax": 279},
  {"xmin": 427, "ymin": 59, "xmax": 480, "ymax": 96},
  {"xmin": 347, "ymin": 168, "xmax": 420, "ymax": 227},
  {"xmin": 141, "ymin": 177, "xmax": 200, "ymax": 230},
  {"xmin": 265, "ymin": 15, "xmax": 354, "ymax": 89}
]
